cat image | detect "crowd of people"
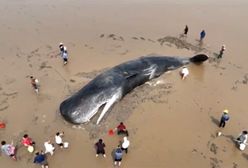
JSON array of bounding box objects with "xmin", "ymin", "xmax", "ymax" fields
[
  {"xmin": 95, "ymin": 122, "xmax": 130, "ymax": 167},
  {"xmin": 0, "ymin": 37, "xmax": 245, "ymax": 168},
  {"xmin": 1, "ymin": 131, "xmax": 69, "ymax": 168}
]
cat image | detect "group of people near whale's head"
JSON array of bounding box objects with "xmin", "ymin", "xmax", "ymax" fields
[
  {"xmin": 218, "ymin": 109, "xmax": 248, "ymax": 151},
  {"xmin": 95, "ymin": 122, "xmax": 130, "ymax": 167},
  {"xmin": 1, "ymin": 131, "xmax": 69, "ymax": 168}
]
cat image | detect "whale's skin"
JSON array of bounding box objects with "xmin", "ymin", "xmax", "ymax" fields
[{"xmin": 60, "ymin": 54, "xmax": 208, "ymax": 124}]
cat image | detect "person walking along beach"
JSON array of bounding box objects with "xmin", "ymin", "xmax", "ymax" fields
[
  {"xmin": 200, "ymin": 30, "xmax": 206, "ymax": 41},
  {"xmin": 218, "ymin": 45, "xmax": 226, "ymax": 58},
  {"xmin": 184, "ymin": 25, "xmax": 189, "ymax": 36},
  {"xmin": 219, "ymin": 109, "xmax": 230, "ymax": 128}
]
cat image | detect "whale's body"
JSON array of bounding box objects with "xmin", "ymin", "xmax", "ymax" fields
[{"xmin": 60, "ymin": 54, "xmax": 208, "ymax": 124}]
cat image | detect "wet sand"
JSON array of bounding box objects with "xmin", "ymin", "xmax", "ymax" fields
[{"xmin": 1, "ymin": 0, "xmax": 248, "ymax": 167}]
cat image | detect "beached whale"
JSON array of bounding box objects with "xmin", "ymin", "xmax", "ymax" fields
[{"xmin": 60, "ymin": 54, "xmax": 208, "ymax": 125}]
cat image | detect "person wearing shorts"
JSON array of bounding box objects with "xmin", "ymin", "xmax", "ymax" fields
[
  {"xmin": 95, "ymin": 139, "xmax": 106, "ymax": 157},
  {"xmin": 55, "ymin": 132, "xmax": 64, "ymax": 148},
  {"xmin": 114, "ymin": 146, "xmax": 123, "ymax": 166}
]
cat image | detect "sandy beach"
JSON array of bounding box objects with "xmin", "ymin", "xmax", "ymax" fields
[{"xmin": 1, "ymin": 0, "xmax": 248, "ymax": 167}]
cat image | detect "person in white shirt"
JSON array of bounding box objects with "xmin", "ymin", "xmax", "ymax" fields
[
  {"xmin": 121, "ymin": 136, "xmax": 130, "ymax": 154},
  {"xmin": 180, "ymin": 67, "xmax": 189, "ymax": 80},
  {"xmin": 44, "ymin": 141, "xmax": 55, "ymax": 156},
  {"xmin": 55, "ymin": 132, "xmax": 64, "ymax": 148}
]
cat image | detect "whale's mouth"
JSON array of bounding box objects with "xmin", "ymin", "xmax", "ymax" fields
[{"xmin": 190, "ymin": 54, "xmax": 209, "ymax": 63}]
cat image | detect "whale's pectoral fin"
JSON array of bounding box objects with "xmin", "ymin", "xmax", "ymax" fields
[
  {"xmin": 123, "ymin": 71, "xmax": 138, "ymax": 79},
  {"xmin": 96, "ymin": 95, "xmax": 118, "ymax": 125}
]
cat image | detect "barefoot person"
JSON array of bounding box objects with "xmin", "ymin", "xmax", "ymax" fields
[
  {"xmin": 95, "ymin": 139, "xmax": 106, "ymax": 157},
  {"xmin": 1, "ymin": 140, "xmax": 16, "ymax": 160},
  {"xmin": 116, "ymin": 122, "xmax": 129, "ymax": 136},
  {"xmin": 33, "ymin": 151, "xmax": 49, "ymax": 168}
]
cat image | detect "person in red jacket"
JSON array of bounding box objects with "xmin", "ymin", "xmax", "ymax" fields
[{"xmin": 116, "ymin": 122, "xmax": 129, "ymax": 136}]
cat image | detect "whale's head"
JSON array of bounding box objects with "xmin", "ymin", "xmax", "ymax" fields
[{"xmin": 60, "ymin": 73, "xmax": 123, "ymax": 125}]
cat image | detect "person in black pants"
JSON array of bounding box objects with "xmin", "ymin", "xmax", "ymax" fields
[{"xmin": 219, "ymin": 109, "xmax": 230, "ymax": 128}]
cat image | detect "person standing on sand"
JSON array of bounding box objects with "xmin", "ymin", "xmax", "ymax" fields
[
  {"xmin": 200, "ymin": 30, "xmax": 206, "ymax": 41},
  {"xmin": 218, "ymin": 45, "xmax": 226, "ymax": 58},
  {"xmin": 59, "ymin": 42, "xmax": 65, "ymax": 56},
  {"xmin": 30, "ymin": 76, "xmax": 39, "ymax": 94},
  {"xmin": 62, "ymin": 47, "xmax": 68, "ymax": 65},
  {"xmin": 55, "ymin": 132, "xmax": 65, "ymax": 148},
  {"xmin": 33, "ymin": 151, "xmax": 49, "ymax": 168},
  {"xmin": 44, "ymin": 140, "xmax": 55, "ymax": 156},
  {"xmin": 219, "ymin": 109, "xmax": 230, "ymax": 128},
  {"xmin": 1, "ymin": 140, "xmax": 16, "ymax": 160},
  {"xmin": 184, "ymin": 25, "xmax": 189, "ymax": 36},
  {"xmin": 95, "ymin": 139, "xmax": 106, "ymax": 157},
  {"xmin": 121, "ymin": 137, "xmax": 130, "ymax": 154},
  {"xmin": 180, "ymin": 66, "xmax": 189, "ymax": 80},
  {"xmin": 114, "ymin": 145, "xmax": 123, "ymax": 167}
]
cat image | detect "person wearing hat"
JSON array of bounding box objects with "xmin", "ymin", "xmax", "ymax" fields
[
  {"xmin": 218, "ymin": 44, "xmax": 226, "ymax": 58},
  {"xmin": 219, "ymin": 109, "xmax": 230, "ymax": 128}
]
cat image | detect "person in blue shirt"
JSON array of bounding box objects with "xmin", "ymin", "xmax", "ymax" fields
[
  {"xmin": 114, "ymin": 145, "xmax": 123, "ymax": 167},
  {"xmin": 200, "ymin": 30, "xmax": 206, "ymax": 41},
  {"xmin": 33, "ymin": 151, "xmax": 49, "ymax": 168},
  {"xmin": 219, "ymin": 109, "xmax": 230, "ymax": 128}
]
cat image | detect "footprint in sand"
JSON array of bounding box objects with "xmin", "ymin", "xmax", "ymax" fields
[{"xmin": 132, "ymin": 37, "xmax": 139, "ymax": 40}]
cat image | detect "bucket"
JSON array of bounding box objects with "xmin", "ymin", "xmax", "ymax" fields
[
  {"xmin": 0, "ymin": 122, "xmax": 6, "ymax": 128},
  {"xmin": 63, "ymin": 142, "xmax": 69, "ymax": 148},
  {"xmin": 28, "ymin": 145, "xmax": 34, "ymax": 153}
]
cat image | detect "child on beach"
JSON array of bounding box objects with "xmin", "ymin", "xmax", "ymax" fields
[
  {"xmin": 1, "ymin": 140, "xmax": 17, "ymax": 160},
  {"xmin": 219, "ymin": 109, "xmax": 230, "ymax": 128},
  {"xmin": 30, "ymin": 76, "xmax": 39, "ymax": 94},
  {"xmin": 95, "ymin": 139, "xmax": 106, "ymax": 157}
]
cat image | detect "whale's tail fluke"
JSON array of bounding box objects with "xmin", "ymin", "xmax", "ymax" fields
[{"xmin": 190, "ymin": 54, "xmax": 209, "ymax": 63}]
